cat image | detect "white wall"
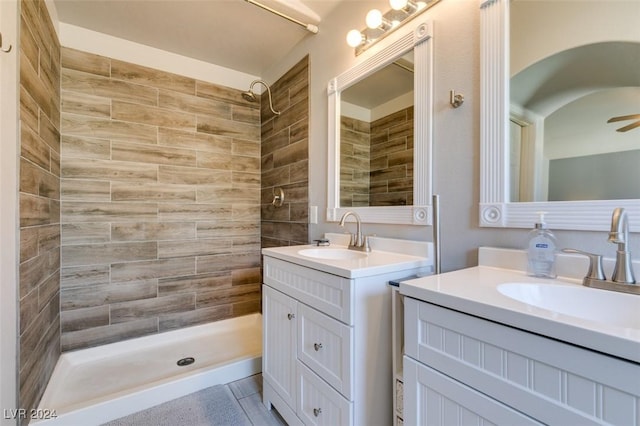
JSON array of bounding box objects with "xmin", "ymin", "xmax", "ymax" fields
[{"xmin": 263, "ymin": 0, "xmax": 635, "ymax": 272}]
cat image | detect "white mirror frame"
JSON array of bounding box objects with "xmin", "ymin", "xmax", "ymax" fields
[
  {"xmin": 479, "ymin": 0, "xmax": 640, "ymax": 231},
  {"xmin": 327, "ymin": 20, "xmax": 433, "ymax": 225}
]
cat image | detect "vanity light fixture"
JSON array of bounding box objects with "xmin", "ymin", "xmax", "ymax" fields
[
  {"xmin": 366, "ymin": 9, "xmax": 392, "ymax": 30},
  {"xmin": 346, "ymin": 0, "xmax": 439, "ymax": 55}
]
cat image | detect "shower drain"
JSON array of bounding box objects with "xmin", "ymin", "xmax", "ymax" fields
[{"xmin": 177, "ymin": 357, "xmax": 195, "ymax": 367}]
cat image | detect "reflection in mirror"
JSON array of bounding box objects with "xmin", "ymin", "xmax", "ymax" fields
[
  {"xmin": 480, "ymin": 0, "xmax": 640, "ymax": 230},
  {"xmin": 340, "ymin": 52, "xmax": 414, "ymax": 207},
  {"xmin": 509, "ymin": 0, "xmax": 640, "ymax": 202},
  {"xmin": 327, "ymin": 19, "xmax": 433, "ymax": 225}
]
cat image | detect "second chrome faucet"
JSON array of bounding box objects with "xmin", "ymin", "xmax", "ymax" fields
[
  {"xmin": 339, "ymin": 211, "xmax": 371, "ymax": 252},
  {"xmin": 563, "ymin": 207, "xmax": 638, "ymax": 295}
]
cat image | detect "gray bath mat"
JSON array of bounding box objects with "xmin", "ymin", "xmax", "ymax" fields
[{"xmin": 102, "ymin": 384, "xmax": 251, "ymax": 426}]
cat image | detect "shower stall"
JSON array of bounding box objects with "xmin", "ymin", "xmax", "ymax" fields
[{"xmin": 14, "ymin": 0, "xmax": 310, "ymax": 420}]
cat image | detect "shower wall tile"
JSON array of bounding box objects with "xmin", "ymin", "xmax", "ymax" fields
[
  {"xmin": 61, "ymin": 223, "xmax": 110, "ymax": 245},
  {"xmin": 60, "ymin": 265, "xmax": 110, "ymax": 289},
  {"xmin": 196, "ymin": 80, "xmax": 254, "ymax": 106},
  {"xmin": 19, "ymin": 9, "xmax": 61, "ymax": 418},
  {"xmin": 110, "ymin": 293, "xmax": 195, "ymax": 324},
  {"xmin": 61, "ymin": 305, "xmax": 110, "ymax": 332},
  {"xmin": 158, "ymin": 272, "xmax": 231, "ymax": 295},
  {"xmin": 61, "ymin": 318, "xmax": 159, "ymax": 352},
  {"xmin": 111, "ymin": 100, "xmax": 197, "ymax": 131},
  {"xmin": 110, "ymin": 257, "xmax": 196, "ymax": 283},
  {"xmin": 62, "ymin": 113, "xmax": 158, "ymax": 145},
  {"xmin": 197, "ymin": 115, "xmax": 261, "ymax": 140},
  {"xmin": 159, "ymin": 88, "xmax": 231, "ymax": 117},
  {"xmin": 260, "ymin": 58, "xmax": 309, "ymax": 248},
  {"xmin": 111, "ymin": 222, "xmax": 196, "ymax": 242},
  {"xmin": 60, "ymin": 90, "xmax": 112, "ymax": 118},
  {"xmin": 158, "ymin": 127, "xmax": 231, "ymax": 153},
  {"xmin": 111, "ymin": 59, "xmax": 196, "ymax": 95},
  {"xmin": 61, "ymin": 242, "xmax": 158, "ymax": 267},
  {"xmin": 61, "ymin": 135, "xmax": 111, "ymax": 159},
  {"xmin": 61, "ymin": 68, "xmax": 159, "ymax": 106},
  {"xmin": 111, "ymin": 141, "xmax": 197, "ymax": 166},
  {"xmin": 60, "ymin": 179, "xmax": 111, "ymax": 201},
  {"xmin": 61, "ymin": 158, "xmax": 158, "ymax": 182},
  {"xmin": 60, "ymin": 48, "xmax": 261, "ymax": 351},
  {"xmin": 60, "ymin": 47, "xmax": 110, "ymax": 77},
  {"xmin": 158, "ymin": 304, "xmax": 233, "ymax": 332},
  {"xmin": 61, "ymin": 280, "xmax": 158, "ymax": 311}
]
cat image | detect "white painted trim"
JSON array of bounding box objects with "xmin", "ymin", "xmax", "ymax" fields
[
  {"xmin": 58, "ymin": 23, "xmax": 259, "ymax": 91},
  {"xmin": 327, "ymin": 20, "xmax": 434, "ymax": 226},
  {"xmin": 0, "ymin": 0, "xmax": 19, "ymax": 423},
  {"xmin": 479, "ymin": 0, "xmax": 640, "ymax": 231}
]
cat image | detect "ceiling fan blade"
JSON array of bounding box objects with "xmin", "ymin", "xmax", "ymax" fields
[
  {"xmin": 617, "ymin": 120, "xmax": 640, "ymax": 132},
  {"xmin": 608, "ymin": 114, "xmax": 640, "ymax": 123}
]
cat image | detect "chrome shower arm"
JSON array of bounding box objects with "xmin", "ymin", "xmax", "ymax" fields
[{"xmin": 247, "ymin": 80, "xmax": 281, "ymax": 116}]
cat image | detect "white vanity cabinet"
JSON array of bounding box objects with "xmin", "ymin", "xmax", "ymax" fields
[
  {"xmin": 403, "ymin": 297, "xmax": 640, "ymax": 426},
  {"xmin": 262, "ymin": 252, "xmax": 429, "ymax": 426}
]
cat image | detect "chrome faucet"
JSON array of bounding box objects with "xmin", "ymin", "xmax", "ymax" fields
[
  {"xmin": 608, "ymin": 207, "xmax": 636, "ymax": 284},
  {"xmin": 339, "ymin": 211, "xmax": 371, "ymax": 252},
  {"xmin": 562, "ymin": 207, "xmax": 638, "ymax": 295}
]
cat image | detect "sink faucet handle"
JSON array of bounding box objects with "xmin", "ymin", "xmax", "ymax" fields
[{"xmin": 562, "ymin": 248, "xmax": 606, "ymax": 281}]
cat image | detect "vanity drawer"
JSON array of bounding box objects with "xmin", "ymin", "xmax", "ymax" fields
[
  {"xmin": 403, "ymin": 357, "xmax": 542, "ymax": 426},
  {"xmin": 298, "ymin": 303, "xmax": 354, "ymax": 400},
  {"xmin": 263, "ymin": 256, "xmax": 353, "ymax": 324},
  {"xmin": 404, "ymin": 298, "xmax": 640, "ymax": 426},
  {"xmin": 297, "ymin": 361, "xmax": 353, "ymax": 426}
]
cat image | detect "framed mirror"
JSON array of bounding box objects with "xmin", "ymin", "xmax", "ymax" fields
[
  {"xmin": 479, "ymin": 0, "xmax": 640, "ymax": 231},
  {"xmin": 327, "ymin": 19, "xmax": 433, "ymax": 225}
]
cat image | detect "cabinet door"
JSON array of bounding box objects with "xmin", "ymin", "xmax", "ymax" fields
[
  {"xmin": 263, "ymin": 285, "xmax": 297, "ymax": 409},
  {"xmin": 404, "ymin": 357, "xmax": 542, "ymax": 426}
]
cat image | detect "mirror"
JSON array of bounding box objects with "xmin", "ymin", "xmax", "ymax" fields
[
  {"xmin": 328, "ymin": 19, "xmax": 433, "ymax": 225},
  {"xmin": 340, "ymin": 51, "xmax": 414, "ymax": 208},
  {"xmin": 480, "ymin": 0, "xmax": 640, "ymax": 231}
]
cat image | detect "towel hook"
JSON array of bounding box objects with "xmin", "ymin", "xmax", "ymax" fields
[
  {"xmin": 449, "ymin": 89, "xmax": 464, "ymax": 108},
  {"xmin": 272, "ymin": 188, "xmax": 284, "ymax": 207},
  {"xmin": 0, "ymin": 33, "xmax": 12, "ymax": 53}
]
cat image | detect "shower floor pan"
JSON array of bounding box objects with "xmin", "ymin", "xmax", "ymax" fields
[{"xmin": 32, "ymin": 313, "xmax": 262, "ymax": 425}]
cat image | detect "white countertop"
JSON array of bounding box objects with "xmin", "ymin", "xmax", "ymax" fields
[
  {"xmin": 261, "ymin": 244, "xmax": 433, "ymax": 279},
  {"xmin": 400, "ymin": 264, "xmax": 640, "ymax": 363}
]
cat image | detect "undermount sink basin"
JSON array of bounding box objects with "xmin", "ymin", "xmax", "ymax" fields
[
  {"xmin": 297, "ymin": 248, "xmax": 368, "ymax": 260},
  {"xmin": 498, "ymin": 282, "xmax": 640, "ymax": 329}
]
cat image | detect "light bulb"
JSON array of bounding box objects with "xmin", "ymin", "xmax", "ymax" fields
[
  {"xmin": 366, "ymin": 9, "xmax": 383, "ymax": 29},
  {"xmin": 416, "ymin": 1, "xmax": 427, "ymax": 10},
  {"xmin": 346, "ymin": 29, "xmax": 364, "ymax": 47},
  {"xmin": 389, "ymin": 0, "xmax": 408, "ymax": 10}
]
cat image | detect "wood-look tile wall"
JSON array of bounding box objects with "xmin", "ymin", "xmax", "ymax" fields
[
  {"xmin": 261, "ymin": 56, "xmax": 309, "ymax": 247},
  {"xmin": 340, "ymin": 116, "xmax": 371, "ymax": 207},
  {"xmin": 59, "ymin": 48, "xmax": 262, "ymax": 351},
  {"xmin": 370, "ymin": 106, "xmax": 414, "ymax": 206},
  {"xmin": 339, "ymin": 106, "xmax": 414, "ymax": 207},
  {"xmin": 19, "ymin": 0, "xmax": 61, "ymax": 417}
]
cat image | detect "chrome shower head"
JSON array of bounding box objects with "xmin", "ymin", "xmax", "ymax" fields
[
  {"xmin": 242, "ymin": 80, "xmax": 280, "ymax": 116},
  {"xmin": 241, "ymin": 90, "xmax": 257, "ymax": 103}
]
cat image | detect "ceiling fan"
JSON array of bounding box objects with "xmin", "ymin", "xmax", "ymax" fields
[{"xmin": 607, "ymin": 114, "xmax": 640, "ymax": 132}]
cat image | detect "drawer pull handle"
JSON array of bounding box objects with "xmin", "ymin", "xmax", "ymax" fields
[
  {"xmin": 313, "ymin": 408, "xmax": 322, "ymax": 417},
  {"xmin": 287, "ymin": 313, "xmax": 295, "ymax": 320},
  {"xmin": 314, "ymin": 342, "xmax": 323, "ymax": 351}
]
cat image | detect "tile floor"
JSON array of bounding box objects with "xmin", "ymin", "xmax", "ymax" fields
[{"xmin": 228, "ymin": 374, "xmax": 287, "ymax": 426}]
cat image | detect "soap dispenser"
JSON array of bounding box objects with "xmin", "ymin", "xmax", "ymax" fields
[{"xmin": 526, "ymin": 212, "xmax": 557, "ymax": 278}]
